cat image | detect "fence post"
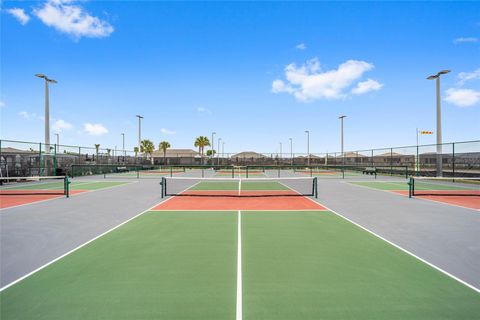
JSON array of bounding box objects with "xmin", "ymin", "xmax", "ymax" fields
[
  {"xmin": 39, "ymin": 143, "xmax": 43, "ymax": 176},
  {"xmin": 390, "ymin": 148, "xmax": 393, "ymax": 176},
  {"xmin": 452, "ymin": 142, "xmax": 455, "ymax": 178}
]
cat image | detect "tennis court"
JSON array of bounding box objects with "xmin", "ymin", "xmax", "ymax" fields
[
  {"xmin": 1, "ymin": 176, "xmax": 479, "ymax": 319},
  {"xmin": 349, "ymin": 178, "xmax": 480, "ymax": 210},
  {"xmin": 0, "ymin": 177, "xmax": 132, "ymax": 209}
]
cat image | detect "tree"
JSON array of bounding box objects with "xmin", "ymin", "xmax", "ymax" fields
[
  {"xmin": 140, "ymin": 139, "xmax": 155, "ymax": 164},
  {"xmin": 134, "ymin": 147, "xmax": 139, "ymax": 157},
  {"xmin": 194, "ymin": 136, "xmax": 210, "ymax": 165},
  {"xmin": 206, "ymin": 149, "xmax": 216, "ymax": 156},
  {"xmin": 159, "ymin": 141, "xmax": 171, "ymax": 165},
  {"xmin": 94, "ymin": 144, "xmax": 100, "ymax": 162}
]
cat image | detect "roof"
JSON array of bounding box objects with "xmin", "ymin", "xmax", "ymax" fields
[
  {"xmin": 152, "ymin": 149, "xmax": 200, "ymax": 157},
  {"xmin": 231, "ymin": 151, "xmax": 266, "ymax": 158},
  {"xmin": 375, "ymin": 152, "xmax": 410, "ymax": 157},
  {"xmin": 0, "ymin": 147, "xmax": 37, "ymax": 154}
]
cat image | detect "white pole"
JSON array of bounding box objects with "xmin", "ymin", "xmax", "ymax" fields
[
  {"xmin": 305, "ymin": 131, "xmax": 310, "ymax": 166},
  {"xmin": 289, "ymin": 138, "xmax": 293, "ymax": 165},
  {"xmin": 217, "ymin": 138, "xmax": 222, "ymax": 165},
  {"xmin": 211, "ymin": 132, "xmax": 216, "ymax": 162},
  {"xmin": 436, "ymin": 77, "xmax": 443, "ymax": 177}
]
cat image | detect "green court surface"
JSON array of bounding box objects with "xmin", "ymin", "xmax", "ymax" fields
[
  {"xmin": 1, "ymin": 180, "xmax": 130, "ymax": 191},
  {"xmin": 1, "ymin": 210, "xmax": 478, "ymax": 319},
  {"xmin": 350, "ymin": 180, "xmax": 477, "ymax": 191}
]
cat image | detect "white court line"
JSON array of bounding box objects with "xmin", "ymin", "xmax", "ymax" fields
[
  {"xmin": 301, "ymin": 196, "xmax": 480, "ymax": 293},
  {"xmin": 0, "ymin": 182, "xmax": 179, "ymax": 291},
  {"xmin": 236, "ymin": 210, "xmax": 242, "ymax": 320}
]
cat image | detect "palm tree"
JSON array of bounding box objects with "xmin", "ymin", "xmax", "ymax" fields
[
  {"xmin": 94, "ymin": 144, "xmax": 100, "ymax": 162},
  {"xmin": 134, "ymin": 147, "xmax": 139, "ymax": 157},
  {"xmin": 194, "ymin": 136, "xmax": 210, "ymax": 165},
  {"xmin": 140, "ymin": 139, "xmax": 155, "ymax": 164},
  {"xmin": 159, "ymin": 141, "xmax": 171, "ymax": 165}
]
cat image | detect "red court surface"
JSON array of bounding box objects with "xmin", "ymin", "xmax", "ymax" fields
[
  {"xmin": 153, "ymin": 195, "xmax": 326, "ymax": 211},
  {"xmin": 392, "ymin": 190, "xmax": 480, "ymax": 210},
  {"xmin": 0, "ymin": 190, "xmax": 86, "ymax": 209}
]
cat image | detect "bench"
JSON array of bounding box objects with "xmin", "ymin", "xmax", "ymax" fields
[{"xmin": 362, "ymin": 167, "xmax": 377, "ymax": 175}]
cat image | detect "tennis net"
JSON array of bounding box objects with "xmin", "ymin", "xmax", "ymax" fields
[
  {"xmin": 0, "ymin": 176, "xmax": 70, "ymax": 197},
  {"xmin": 161, "ymin": 177, "xmax": 318, "ymax": 198},
  {"xmin": 408, "ymin": 177, "xmax": 480, "ymax": 197}
]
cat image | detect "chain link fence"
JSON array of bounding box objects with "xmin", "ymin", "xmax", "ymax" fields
[{"xmin": 1, "ymin": 139, "xmax": 478, "ymax": 177}]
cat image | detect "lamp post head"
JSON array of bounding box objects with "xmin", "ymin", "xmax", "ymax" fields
[
  {"xmin": 339, "ymin": 115, "xmax": 346, "ymax": 119},
  {"xmin": 35, "ymin": 74, "xmax": 46, "ymax": 79},
  {"xmin": 427, "ymin": 70, "xmax": 451, "ymax": 80},
  {"xmin": 136, "ymin": 115, "xmax": 143, "ymax": 119}
]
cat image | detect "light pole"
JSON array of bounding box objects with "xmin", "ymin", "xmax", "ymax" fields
[
  {"xmin": 339, "ymin": 116, "xmax": 346, "ymax": 165},
  {"xmin": 289, "ymin": 138, "xmax": 293, "ymax": 165},
  {"xmin": 54, "ymin": 133, "xmax": 59, "ymax": 153},
  {"xmin": 305, "ymin": 130, "xmax": 310, "ymax": 166},
  {"xmin": 211, "ymin": 132, "xmax": 216, "ymax": 162},
  {"xmin": 35, "ymin": 74, "xmax": 57, "ymax": 154},
  {"xmin": 136, "ymin": 115, "xmax": 143, "ymax": 152},
  {"xmin": 427, "ymin": 69, "xmax": 450, "ymax": 177},
  {"xmin": 217, "ymin": 137, "xmax": 222, "ymax": 165}
]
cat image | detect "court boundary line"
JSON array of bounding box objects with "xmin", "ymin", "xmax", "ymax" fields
[
  {"xmin": 345, "ymin": 181, "xmax": 479, "ymax": 212},
  {"xmin": 0, "ymin": 184, "xmax": 178, "ymax": 292},
  {"xmin": 302, "ymin": 196, "xmax": 480, "ymax": 293},
  {"xmin": 0, "ymin": 180, "xmax": 137, "ymax": 212},
  {"xmin": 236, "ymin": 210, "xmax": 242, "ymax": 320}
]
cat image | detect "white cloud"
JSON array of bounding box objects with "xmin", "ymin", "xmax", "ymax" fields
[
  {"xmin": 272, "ymin": 58, "xmax": 381, "ymax": 101},
  {"xmin": 444, "ymin": 88, "xmax": 480, "ymax": 107},
  {"xmin": 351, "ymin": 79, "xmax": 383, "ymax": 95},
  {"xmin": 33, "ymin": 0, "xmax": 114, "ymax": 39},
  {"xmin": 83, "ymin": 123, "xmax": 108, "ymax": 135},
  {"xmin": 197, "ymin": 107, "xmax": 212, "ymax": 114},
  {"xmin": 0, "ymin": 101, "xmax": 5, "ymax": 108},
  {"xmin": 19, "ymin": 111, "xmax": 30, "ymax": 119},
  {"xmin": 453, "ymin": 37, "xmax": 478, "ymax": 44},
  {"xmin": 52, "ymin": 119, "xmax": 73, "ymax": 132},
  {"xmin": 296, "ymin": 43, "xmax": 306, "ymax": 50},
  {"xmin": 457, "ymin": 68, "xmax": 480, "ymax": 85},
  {"xmin": 160, "ymin": 128, "xmax": 176, "ymax": 135},
  {"xmin": 6, "ymin": 8, "xmax": 30, "ymax": 25}
]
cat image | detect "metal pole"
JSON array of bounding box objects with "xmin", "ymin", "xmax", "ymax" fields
[
  {"xmin": 339, "ymin": 116, "xmax": 346, "ymax": 166},
  {"xmin": 45, "ymin": 80, "xmax": 50, "ymax": 154},
  {"xmin": 279, "ymin": 142, "xmax": 282, "ymax": 165},
  {"xmin": 427, "ymin": 70, "xmax": 449, "ymax": 177},
  {"xmin": 436, "ymin": 76, "xmax": 443, "ymax": 177},
  {"xmin": 305, "ymin": 131, "xmax": 310, "ymax": 166}
]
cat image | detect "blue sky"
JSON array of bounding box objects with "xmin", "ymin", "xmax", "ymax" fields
[{"xmin": 1, "ymin": 1, "xmax": 479, "ymax": 154}]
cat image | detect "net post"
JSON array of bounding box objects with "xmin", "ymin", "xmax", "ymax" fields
[
  {"xmin": 170, "ymin": 167, "xmax": 173, "ymax": 177},
  {"xmin": 278, "ymin": 166, "xmax": 280, "ymax": 178},
  {"xmin": 314, "ymin": 177, "xmax": 318, "ymax": 198},
  {"xmin": 310, "ymin": 166, "xmax": 312, "ymax": 177},
  {"xmin": 137, "ymin": 167, "xmax": 139, "ymax": 179},
  {"xmin": 246, "ymin": 166, "xmax": 249, "ymax": 178},
  {"xmin": 408, "ymin": 177, "xmax": 414, "ymax": 198},
  {"xmin": 65, "ymin": 176, "xmax": 70, "ymax": 198},
  {"xmin": 452, "ymin": 143, "xmax": 455, "ymax": 178},
  {"xmin": 160, "ymin": 177, "xmax": 165, "ymax": 198}
]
